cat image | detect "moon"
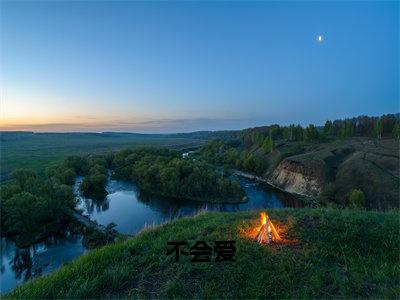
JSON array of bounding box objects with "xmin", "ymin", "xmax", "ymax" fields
[{"xmin": 318, "ymin": 35, "xmax": 323, "ymax": 42}]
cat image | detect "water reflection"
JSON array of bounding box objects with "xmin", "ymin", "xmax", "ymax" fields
[
  {"xmin": 80, "ymin": 196, "xmax": 110, "ymax": 214},
  {"xmin": 11, "ymin": 247, "xmax": 39, "ymax": 282},
  {"xmin": 1, "ymin": 235, "xmax": 85, "ymax": 294},
  {"xmin": 2, "ymin": 174, "xmax": 300, "ymax": 294},
  {"xmin": 75, "ymin": 175, "xmax": 301, "ymax": 235}
]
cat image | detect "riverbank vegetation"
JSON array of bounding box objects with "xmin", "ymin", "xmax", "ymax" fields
[
  {"xmin": 0, "ymin": 145, "xmax": 246, "ymax": 247},
  {"xmin": 111, "ymin": 148, "xmax": 246, "ymax": 203},
  {"xmin": 82, "ymin": 222, "xmax": 119, "ymax": 249},
  {"xmin": 7, "ymin": 209, "xmax": 399, "ymax": 299},
  {"xmin": 198, "ymin": 113, "xmax": 399, "ymax": 210},
  {"xmin": 0, "ymin": 153, "xmax": 118, "ymax": 247},
  {"xmin": 0, "ymin": 169, "xmax": 77, "ymax": 246},
  {"xmin": 79, "ymin": 156, "xmax": 110, "ymax": 199}
]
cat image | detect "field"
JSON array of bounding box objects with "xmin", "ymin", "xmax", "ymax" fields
[
  {"xmin": 0, "ymin": 132, "xmax": 204, "ymax": 181},
  {"xmin": 7, "ymin": 209, "xmax": 399, "ymax": 299}
]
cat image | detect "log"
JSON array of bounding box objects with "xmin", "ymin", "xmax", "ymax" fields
[
  {"xmin": 266, "ymin": 216, "xmax": 271, "ymax": 244},
  {"xmin": 255, "ymin": 224, "xmax": 266, "ymax": 243}
]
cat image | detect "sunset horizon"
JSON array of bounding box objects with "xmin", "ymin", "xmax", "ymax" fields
[{"xmin": 1, "ymin": 1, "xmax": 398, "ymax": 133}]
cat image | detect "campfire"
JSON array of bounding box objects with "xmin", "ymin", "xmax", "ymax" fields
[{"xmin": 254, "ymin": 212, "xmax": 281, "ymax": 244}]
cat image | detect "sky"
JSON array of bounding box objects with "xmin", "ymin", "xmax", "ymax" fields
[{"xmin": 1, "ymin": 1, "xmax": 398, "ymax": 133}]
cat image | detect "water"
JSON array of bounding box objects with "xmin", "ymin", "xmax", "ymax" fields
[
  {"xmin": 75, "ymin": 175, "xmax": 299, "ymax": 234},
  {"xmin": 1, "ymin": 235, "xmax": 85, "ymax": 294},
  {"xmin": 1, "ymin": 175, "xmax": 299, "ymax": 294}
]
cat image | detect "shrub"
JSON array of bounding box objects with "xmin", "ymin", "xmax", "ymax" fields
[
  {"xmin": 349, "ymin": 189, "xmax": 365, "ymax": 208},
  {"xmin": 318, "ymin": 182, "xmax": 336, "ymax": 205},
  {"xmin": 80, "ymin": 174, "xmax": 108, "ymax": 199}
]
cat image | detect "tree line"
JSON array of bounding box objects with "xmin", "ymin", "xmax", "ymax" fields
[
  {"xmin": 110, "ymin": 148, "xmax": 246, "ymax": 203},
  {"xmin": 238, "ymin": 113, "xmax": 400, "ymax": 149},
  {"xmin": 199, "ymin": 140, "xmax": 268, "ymax": 176}
]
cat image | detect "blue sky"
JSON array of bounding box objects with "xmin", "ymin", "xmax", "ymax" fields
[{"xmin": 1, "ymin": 1, "xmax": 398, "ymax": 133}]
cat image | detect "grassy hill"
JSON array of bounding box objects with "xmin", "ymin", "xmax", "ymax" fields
[
  {"xmin": 245, "ymin": 137, "xmax": 399, "ymax": 209},
  {"xmin": 7, "ymin": 209, "xmax": 399, "ymax": 299}
]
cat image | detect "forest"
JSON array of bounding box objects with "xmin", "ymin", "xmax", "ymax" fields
[
  {"xmin": 238, "ymin": 113, "xmax": 399, "ymax": 148},
  {"xmin": 110, "ymin": 148, "xmax": 245, "ymax": 202},
  {"xmin": 0, "ymin": 148, "xmax": 245, "ymax": 246},
  {"xmin": 0, "ymin": 168, "xmax": 77, "ymax": 246}
]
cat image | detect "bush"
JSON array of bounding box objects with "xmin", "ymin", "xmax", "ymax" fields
[
  {"xmin": 82, "ymin": 223, "xmax": 117, "ymax": 249},
  {"xmin": 46, "ymin": 166, "xmax": 76, "ymax": 185},
  {"xmin": 318, "ymin": 182, "xmax": 336, "ymax": 205},
  {"xmin": 63, "ymin": 155, "xmax": 90, "ymax": 175},
  {"xmin": 1, "ymin": 169, "xmax": 76, "ymax": 246},
  {"xmin": 80, "ymin": 174, "xmax": 108, "ymax": 199},
  {"xmin": 349, "ymin": 189, "xmax": 365, "ymax": 208}
]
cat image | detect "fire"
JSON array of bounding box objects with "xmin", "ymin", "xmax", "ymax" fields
[
  {"xmin": 261, "ymin": 211, "xmax": 267, "ymax": 225},
  {"xmin": 255, "ymin": 211, "xmax": 281, "ymax": 244}
]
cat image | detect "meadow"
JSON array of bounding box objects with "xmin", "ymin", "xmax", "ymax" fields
[{"xmin": 0, "ymin": 132, "xmax": 204, "ymax": 181}]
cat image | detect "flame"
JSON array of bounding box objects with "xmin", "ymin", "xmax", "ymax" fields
[
  {"xmin": 260, "ymin": 211, "xmax": 267, "ymax": 225},
  {"xmin": 269, "ymin": 219, "xmax": 282, "ymax": 241},
  {"xmin": 259, "ymin": 211, "xmax": 282, "ymax": 241}
]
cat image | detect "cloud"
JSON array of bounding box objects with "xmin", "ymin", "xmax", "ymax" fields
[{"xmin": 0, "ymin": 117, "xmax": 259, "ymax": 133}]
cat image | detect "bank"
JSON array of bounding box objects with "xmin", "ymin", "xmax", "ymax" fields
[{"xmin": 6, "ymin": 209, "xmax": 399, "ymax": 299}]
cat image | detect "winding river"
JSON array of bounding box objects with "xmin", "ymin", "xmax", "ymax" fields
[{"xmin": 1, "ymin": 174, "xmax": 299, "ymax": 294}]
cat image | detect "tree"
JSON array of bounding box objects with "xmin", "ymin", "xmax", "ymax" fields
[
  {"xmin": 64, "ymin": 155, "xmax": 89, "ymax": 175},
  {"xmin": 349, "ymin": 189, "xmax": 365, "ymax": 208},
  {"xmin": 251, "ymin": 132, "xmax": 264, "ymax": 146},
  {"xmin": 372, "ymin": 118, "xmax": 383, "ymax": 139},
  {"xmin": 294, "ymin": 125, "xmax": 304, "ymax": 141},
  {"xmin": 2, "ymin": 192, "xmax": 45, "ymax": 244},
  {"xmin": 304, "ymin": 124, "xmax": 319, "ymax": 141},
  {"xmin": 283, "ymin": 125, "xmax": 293, "ymax": 141},
  {"xmin": 46, "ymin": 166, "xmax": 76, "ymax": 186},
  {"xmin": 323, "ymin": 120, "xmax": 333, "ymax": 136},
  {"xmin": 318, "ymin": 182, "xmax": 335, "ymax": 204},
  {"xmin": 339, "ymin": 120, "xmax": 354, "ymax": 138},
  {"xmin": 116, "ymin": 147, "xmax": 245, "ymax": 202},
  {"xmin": 1, "ymin": 168, "xmax": 77, "ymax": 246},
  {"xmin": 262, "ymin": 135, "xmax": 274, "ymax": 153},
  {"xmin": 381, "ymin": 114, "xmax": 398, "ymax": 135},
  {"xmin": 11, "ymin": 169, "xmax": 38, "ymax": 191},
  {"xmin": 393, "ymin": 123, "xmax": 400, "ymax": 139},
  {"xmin": 80, "ymin": 174, "xmax": 108, "ymax": 199}
]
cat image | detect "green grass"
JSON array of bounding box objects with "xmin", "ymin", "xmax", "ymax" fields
[
  {"xmin": 0, "ymin": 132, "xmax": 203, "ymax": 180},
  {"xmin": 7, "ymin": 209, "xmax": 399, "ymax": 299},
  {"xmin": 266, "ymin": 137, "xmax": 399, "ymax": 209}
]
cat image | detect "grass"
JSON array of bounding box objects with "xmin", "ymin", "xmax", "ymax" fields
[
  {"xmin": 266, "ymin": 137, "xmax": 399, "ymax": 209},
  {"xmin": 7, "ymin": 209, "xmax": 399, "ymax": 299},
  {"xmin": 0, "ymin": 132, "xmax": 204, "ymax": 181}
]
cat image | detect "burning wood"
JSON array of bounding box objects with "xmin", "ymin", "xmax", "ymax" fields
[{"xmin": 254, "ymin": 212, "xmax": 281, "ymax": 244}]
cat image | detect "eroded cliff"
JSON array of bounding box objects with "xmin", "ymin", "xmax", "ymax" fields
[{"xmin": 269, "ymin": 158, "xmax": 327, "ymax": 197}]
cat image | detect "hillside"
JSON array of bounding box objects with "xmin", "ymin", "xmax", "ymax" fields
[
  {"xmin": 7, "ymin": 209, "xmax": 399, "ymax": 299},
  {"xmin": 201, "ymin": 136, "xmax": 399, "ymax": 210},
  {"xmin": 267, "ymin": 138, "xmax": 399, "ymax": 209}
]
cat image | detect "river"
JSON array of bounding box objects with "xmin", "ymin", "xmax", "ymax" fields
[{"xmin": 1, "ymin": 174, "xmax": 299, "ymax": 294}]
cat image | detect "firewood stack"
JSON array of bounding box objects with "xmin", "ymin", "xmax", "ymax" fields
[
  {"xmin": 255, "ymin": 216, "xmax": 270, "ymax": 244},
  {"xmin": 254, "ymin": 213, "xmax": 281, "ymax": 244}
]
